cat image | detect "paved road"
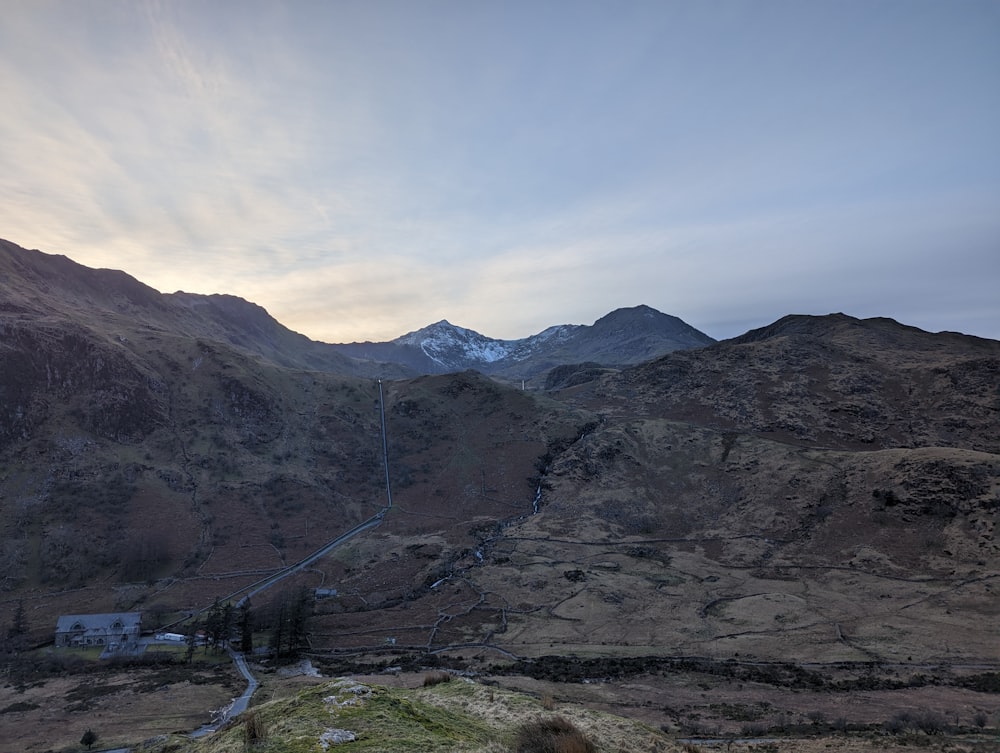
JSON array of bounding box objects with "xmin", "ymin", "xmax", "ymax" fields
[
  {"xmin": 190, "ymin": 649, "xmax": 260, "ymax": 737},
  {"xmin": 228, "ymin": 651, "xmax": 259, "ymax": 716}
]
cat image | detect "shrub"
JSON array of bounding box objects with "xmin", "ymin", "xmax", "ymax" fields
[
  {"xmin": 885, "ymin": 710, "xmax": 946, "ymax": 735},
  {"xmin": 243, "ymin": 711, "xmax": 267, "ymax": 747},
  {"xmin": 513, "ymin": 716, "xmax": 596, "ymax": 753},
  {"xmin": 885, "ymin": 712, "xmax": 910, "ymax": 735},
  {"xmin": 806, "ymin": 710, "xmax": 826, "ymax": 726},
  {"xmin": 422, "ymin": 671, "xmax": 452, "ymax": 687},
  {"xmin": 915, "ymin": 710, "xmax": 945, "ymax": 735},
  {"xmin": 959, "ymin": 672, "xmax": 1000, "ymax": 693}
]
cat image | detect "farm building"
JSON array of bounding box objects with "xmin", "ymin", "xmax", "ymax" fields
[{"xmin": 54, "ymin": 612, "xmax": 141, "ymax": 650}]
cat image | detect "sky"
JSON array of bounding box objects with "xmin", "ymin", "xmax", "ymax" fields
[{"xmin": 2, "ymin": 0, "xmax": 998, "ymax": 343}]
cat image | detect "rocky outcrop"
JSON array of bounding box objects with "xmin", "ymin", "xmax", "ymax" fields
[
  {"xmin": 607, "ymin": 314, "xmax": 1000, "ymax": 452},
  {"xmin": 0, "ymin": 320, "xmax": 165, "ymax": 446}
]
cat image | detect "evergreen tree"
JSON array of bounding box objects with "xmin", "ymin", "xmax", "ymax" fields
[
  {"xmin": 5, "ymin": 599, "xmax": 26, "ymax": 652},
  {"xmin": 221, "ymin": 601, "xmax": 234, "ymax": 648},
  {"xmin": 7, "ymin": 599, "xmax": 25, "ymax": 640},
  {"xmin": 287, "ymin": 586, "xmax": 314, "ymax": 656},
  {"xmin": 268, "ymin": 600, "xmax": 286, "ymax": 657},
  {"xmin": 185, "ymin": 621, "xmax": 198, "ymax": 663},
  {"xmin": 80, "ymin": 728, "xmax": 98, "ymax": 749},
  {"xmin": 267, "ymin": 588, "xmax": 314, "ymax": 659},
  {"xmin": 205, "ymin": 598, "xmax": 225, "ymax": 651},
  {"xmin": 239, "ymin": 600, "xmax": 253, "ymax": 654}
]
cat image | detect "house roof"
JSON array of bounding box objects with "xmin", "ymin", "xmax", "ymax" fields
[{"xmin": 55, "ymin": 612, "xmax": 141, "ymax": 633}]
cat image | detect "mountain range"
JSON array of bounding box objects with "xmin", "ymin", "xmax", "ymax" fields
[
  {"xmin": 0, "ymin": 238, "xmax": 715, "ymax": 385},
  {"xmin": 1, "ymin": 236, "xmax": 998, "ymax": 751},
  {"xmin": 330, "ymin": 305, "xmax": 715, "ymax": 379}
]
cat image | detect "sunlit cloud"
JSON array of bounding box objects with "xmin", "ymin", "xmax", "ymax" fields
[{"xmin": 1, "ymin": 1, "xmax": 997, "ymax": 343}]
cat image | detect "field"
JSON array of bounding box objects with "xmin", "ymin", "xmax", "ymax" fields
[
  {"xmin": 3, "ymin": 657, "xmax": 997, "ymax": 753},
  {"xmin": 0, "ymin": 651, "xmax": 240, "ymax": 753}
]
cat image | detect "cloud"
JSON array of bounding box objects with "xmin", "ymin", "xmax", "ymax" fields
[
  {"xmin": 1, "ymin": 3, "xmax": 376, "ymax": 266},
  {"xmin": 1, "ymin": 1, "xmax": 997, "ymax": 345}
]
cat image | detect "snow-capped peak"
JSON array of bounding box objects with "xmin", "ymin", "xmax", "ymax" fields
[{"xmin": 393, "ymin": 320, "xmax": 512, "ymax": 367}]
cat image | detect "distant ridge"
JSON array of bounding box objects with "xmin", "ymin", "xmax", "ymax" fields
[
  {"xmin": 330, "ymin": 304, "xmax": 715, "ymax": 380},
  {"xmin": 0, "ymin": 238, "xmax": 714, "ymax": 381},
  {"xmin": 0, "ymin": 238, "xmax": 409, "ymax": 378},
  {"xmin": 616, "ymin": 311, "xmax": 1000, "ymax": 452},
  {"xmin": 729, "ymin": 312, "xmax": 930, "ymax": 344}
]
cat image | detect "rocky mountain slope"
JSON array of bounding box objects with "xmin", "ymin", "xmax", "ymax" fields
[
  {"xmin": 1, "ymin": 238, "xmax": 998, "ymax": 749},
  {"xmin": 618, "ymin": 312, "xmax": 1000, "ymax": 452},
  {"xmin": 467, "ymin": 313, "xmax": 1000, "ymax": 663},
  {"xmin": 0, "ymin": 238, "xmax": 414, "ymax": 380},
  {"xmin": 305, "ymin": 313, "xmax": 999, "ymax": 664},
  {"xmin": 0, "ymin": 239, "xmax": 593, "ymax": 626}
]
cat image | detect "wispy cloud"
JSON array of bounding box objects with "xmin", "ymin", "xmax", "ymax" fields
[{"xmin": 1, "ymin": 1, "xmax": 997, "ymax": 343}]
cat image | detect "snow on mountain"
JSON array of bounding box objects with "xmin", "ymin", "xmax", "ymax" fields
[
  {"xmin": 330, "ymin": 306, "xmax": 713, "ymax": 378},
  {"xmin": 393, "ymin": 320, "xmax": 512, "ymax": 367},
  {"xmin": 503, "ymin": 324, "xmax": 582, "ymax": 360},
  {"xmin": 392, "ymin": 320, "xmax": 586, "ymax": 370}
]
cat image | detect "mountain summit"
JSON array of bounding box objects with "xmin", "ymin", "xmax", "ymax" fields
[
  {"xmin": 393, "ymin": 319, "xmax": 527, "ymax": 366},
  {"xmin": 331, "ymin": 304, "xmax": 715, "ymax": 379}
]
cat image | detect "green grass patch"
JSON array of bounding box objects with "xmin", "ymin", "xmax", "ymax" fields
[
  {"xmin": 336, "ymin": 687, "xmax": 497, "ymax": 750},
  {"xmin": 137, "ymin": 675, "xmax": 669, "ymax": 753}
]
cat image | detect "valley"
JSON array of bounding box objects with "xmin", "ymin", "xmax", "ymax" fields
[{"xmin": 0, "ymin": 239, "xmax": 998, "ymax": 752}]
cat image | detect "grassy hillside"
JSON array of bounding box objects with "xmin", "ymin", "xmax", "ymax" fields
[{"xmin": 138, "ymin": 675, "xmax": 673, "ymax": 753}]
